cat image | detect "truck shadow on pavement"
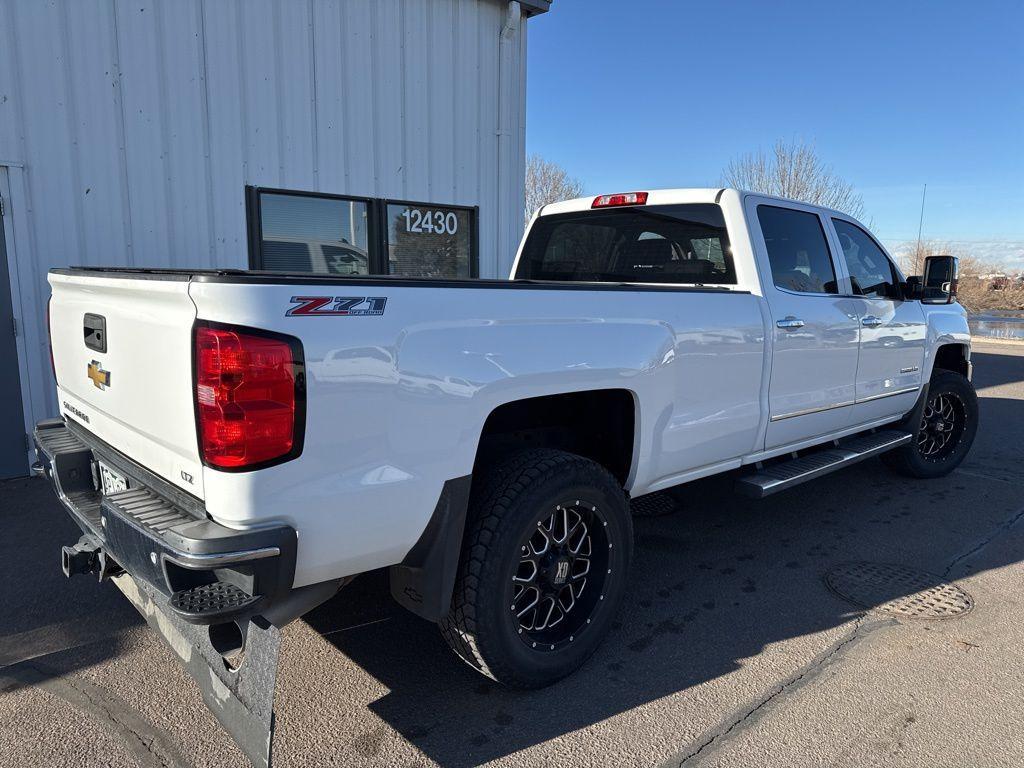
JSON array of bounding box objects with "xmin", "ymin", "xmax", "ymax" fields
[
  {"xmin": 1, "ymin": 350, "xmax": 1020, "ymax": 768},
  {"xmin": 303, "ymin": 349, "xmax": 1024, "ymax": 767},
  {"xmin": 0, "ymin": 476, "xmax": 139, "ymax": 681}
]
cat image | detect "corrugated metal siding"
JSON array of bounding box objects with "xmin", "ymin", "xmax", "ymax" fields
[{"xmin": 0, "ymin": 0, "xmax": 529, "ymax": 444}]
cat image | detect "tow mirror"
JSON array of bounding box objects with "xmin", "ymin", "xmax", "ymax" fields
[{"xmin": 908, "ymin": 254, "xmax": 958, "ymax": 304}]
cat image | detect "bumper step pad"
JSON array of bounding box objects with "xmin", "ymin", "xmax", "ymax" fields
[
  {"xmin": 735, "ymin": 429, "xmax": 912, "ymax": 498},
  {"xmin": 106, "ymin": 486, "xmax": 195, "ymax": 534},
  {"xmin": 170, "ymin": 581, "xmax": 264, "ymax": 621},
  {"xmin": 34, "ymin": 418, "xmax": 103, "ymax": 530}
]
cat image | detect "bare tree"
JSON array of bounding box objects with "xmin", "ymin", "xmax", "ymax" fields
[
  {"xmin": 895, "ymin": 239, "xmax": 997, "ymax": 278},
  {"xmin": 525, "ymin": 154, "xmax": 584, "ymax": 226},
  {"xmin": 723, "ymin": 139, "xmax": 865, "ymax": 219},
  {"xmin": 893, "ymin": 239, "xmax": 1023, "ymax": 312},
  {"xmin": 895, "ymin": 240, "xmax": 939, "ymax": 276},
  {"xmin": 896, "ymin": 240, "xmax": 951, "ymax": 277}
]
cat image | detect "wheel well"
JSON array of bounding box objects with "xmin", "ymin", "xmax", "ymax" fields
[
  {"xmin": 933, "ymin": 344, "xmax": 970, "ymax": 379},
  {"xmin": 474, "ymin": 390, "xmax": 636, "ymax": 486}
]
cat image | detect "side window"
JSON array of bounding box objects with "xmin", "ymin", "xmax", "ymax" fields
[
  {"xmin": 756, "ymin": 205, "xmax": 838, "ymax": 294},
  {"xmin": 832, "ymin": 219, "xmax": 899, "ymax": 299}
]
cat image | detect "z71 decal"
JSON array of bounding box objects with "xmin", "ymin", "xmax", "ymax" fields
[{"xmin": 286, "ymin": 296, "xmax": 387, "ymax": 317}]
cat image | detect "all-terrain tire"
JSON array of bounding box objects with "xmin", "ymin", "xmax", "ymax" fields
[
  {"xmin": 882, "ymin": 370, "xmax": 978, "ymax": 479},
  {"xmin": 439, "ymin": 449, "xmax": 632, "ymax": 689}
]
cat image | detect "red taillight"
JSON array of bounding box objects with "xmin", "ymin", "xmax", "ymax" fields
[
  {"xmin": 592, "ymin": 192, "xmax": 649, "ymax": 208},
  {"xmin": 194, "ymin": 324, "xmax": 304, "ymax": 470}
]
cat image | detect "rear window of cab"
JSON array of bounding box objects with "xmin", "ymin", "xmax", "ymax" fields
[{"xmin": 515, "ymin": 204, "xmax": 736, "ymax": 285}]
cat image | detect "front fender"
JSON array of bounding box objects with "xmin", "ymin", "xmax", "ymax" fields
[{"xmin": 922, "ymin": 304, "xmax": 971, "ymax": 381}]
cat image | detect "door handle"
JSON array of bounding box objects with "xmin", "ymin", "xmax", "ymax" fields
[
  {"xmin": 776, "ymin": 317, "xmax": 805, "ymax": 330},
  {"xmin": 861, "ymin": 315, "xmax": 883, "ymax": 328}
]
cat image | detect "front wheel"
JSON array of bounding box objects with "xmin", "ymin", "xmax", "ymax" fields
[
  {"xmin": 883, "ymin": 370, "xmax": 978, "ymax": 478},
  {"xmin": 439, "ymin": 449, "xmax": 633, "ymax": 689}
]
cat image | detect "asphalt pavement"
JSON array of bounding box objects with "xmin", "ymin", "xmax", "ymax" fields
[{"xmin": 2, "ymin": 341, "xmax": 1022, "ymax": 768}]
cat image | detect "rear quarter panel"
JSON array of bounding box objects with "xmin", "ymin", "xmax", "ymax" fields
[{"xmin": 190, "ymin": 280, "xmax": 765, "ymax": 587}]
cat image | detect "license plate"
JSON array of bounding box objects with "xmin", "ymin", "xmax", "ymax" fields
[{"xmin": 98, "ymin": 462, "xmax": 128, "ymax": 495}]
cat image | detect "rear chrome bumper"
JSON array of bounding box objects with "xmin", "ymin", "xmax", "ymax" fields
[{"xmin": 33, "ymin": 417, "xmax": 297, "ymax": 624}]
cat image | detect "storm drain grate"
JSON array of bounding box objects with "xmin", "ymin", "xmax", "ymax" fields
[
  {"xmin": 630, "ymin": 492, "xmax": 679, "ymax": 517},
  {"xmin": 825, "ymin": 561, "xmax": 974, "ymax": 619}
]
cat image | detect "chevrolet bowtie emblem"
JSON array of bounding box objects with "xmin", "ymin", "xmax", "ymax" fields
[{"xmin": 87, "ymin": 360, "xmax": 110, "ymax": 390}]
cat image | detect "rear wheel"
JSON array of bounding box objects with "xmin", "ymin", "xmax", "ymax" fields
[
  {"xmin": 883, "ymin": 370, "xmax": 978, "ymax": 478},
  {"xmin": 439, "ymin": 449, "xmax": 632, "ymax": 688}
]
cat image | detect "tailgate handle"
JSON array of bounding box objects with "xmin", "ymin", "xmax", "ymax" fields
[{"xmin": 83, "ymin": 313, "xmax": 107, "ymax": 353}]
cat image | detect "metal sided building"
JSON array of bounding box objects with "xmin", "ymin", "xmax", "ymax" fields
[{"xmin": 0, "ymin": 0, "xmax": 549, "ymax": 477}]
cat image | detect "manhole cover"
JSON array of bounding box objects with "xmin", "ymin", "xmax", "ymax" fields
[
  {"xmin": 825, "ymin": 562, "xmax": 974, "ymax": 619},
  {"xmin": 630, "ymin": 493, "xmax": 678, "ymax": 517}
]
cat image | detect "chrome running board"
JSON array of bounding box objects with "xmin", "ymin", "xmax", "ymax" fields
[{"xmin": 735, "ymin": 430, "xmax": 912, "ymax": 499}]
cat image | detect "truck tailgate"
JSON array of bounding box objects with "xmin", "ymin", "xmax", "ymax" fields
[{"xmin": 49, "ymin": 272, "xmax": 204, "ymax": 498}]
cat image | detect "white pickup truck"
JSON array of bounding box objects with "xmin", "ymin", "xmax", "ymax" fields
[{"xmin": 36, "ymin": 188, "xmax": 976, "ymax": 765}]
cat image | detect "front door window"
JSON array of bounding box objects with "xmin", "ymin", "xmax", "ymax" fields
[{"xmin": 832, "ymin": 219, "xmax": 900, "ymax": 299}]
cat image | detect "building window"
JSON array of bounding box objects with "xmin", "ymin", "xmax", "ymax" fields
[
  {"xmin": 385, "ymin": 202, "xmax": 474, "ymax": 278},
  {"xmin": 247, "ymin": 187, "xmax": 477, "ymax": 278},
  {"xmin": 257, "ymin": 192, "xmax": 371, "ymax": 275}
]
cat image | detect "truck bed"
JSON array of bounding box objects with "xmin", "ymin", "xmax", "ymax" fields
[{"xmin": 53, "ymin": 266, "xmax": 744, "ymax": 292}]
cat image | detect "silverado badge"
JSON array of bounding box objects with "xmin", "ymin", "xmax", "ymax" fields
[{"xmin": 87, "ymin": 360, "xmax": 111, "ymax": 390}]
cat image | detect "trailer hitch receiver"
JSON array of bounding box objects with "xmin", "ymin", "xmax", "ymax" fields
[{"xmin": 62, "ymin": 534, "xmax": 123, "ymax": 581}]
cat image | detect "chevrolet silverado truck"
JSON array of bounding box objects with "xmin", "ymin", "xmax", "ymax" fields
[{"xmin": 36, "ymin": 188, "xmax": 976, "ymax": 765}]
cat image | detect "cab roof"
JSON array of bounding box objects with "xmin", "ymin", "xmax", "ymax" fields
[
  {"xmin": 539, "ymin": 188, "xmax": 725, "ymax": 217},
  {"xmin": 537, "ymin": 187, "xmax": 859, "ymax": 223}
]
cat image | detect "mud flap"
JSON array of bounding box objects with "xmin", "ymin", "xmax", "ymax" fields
[{"xmin": 113, "ymin": 573, "xmax": 280, "ymax": 768}]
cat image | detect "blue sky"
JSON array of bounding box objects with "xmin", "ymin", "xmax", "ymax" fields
[{"xmin": 526, "ymin": 1, "xmax": 1024, "ymax": 266}]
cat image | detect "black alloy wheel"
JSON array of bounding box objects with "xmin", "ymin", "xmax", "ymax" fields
[
  {"xmin": 511, "ymin": 500, "xmax": 612, "ymax": 652},
  {"xmin": 917, "ymin": 390, "xmax": 967, "ymax": 461}
]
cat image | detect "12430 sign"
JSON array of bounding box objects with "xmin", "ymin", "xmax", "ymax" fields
[{"xmin": 402, "ymin": 208, "xmax": 459, "ymax": 236}]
